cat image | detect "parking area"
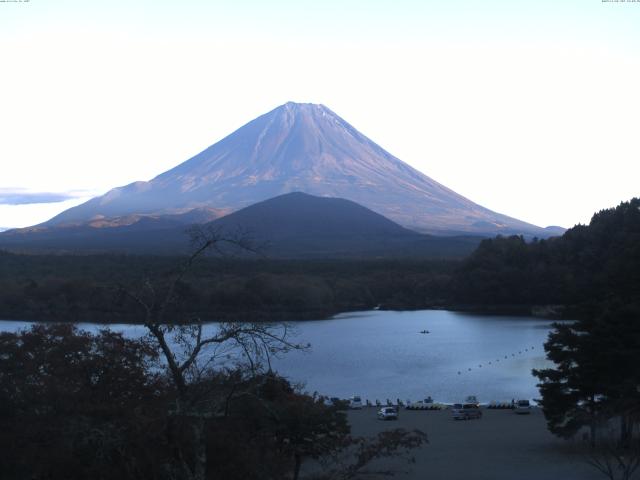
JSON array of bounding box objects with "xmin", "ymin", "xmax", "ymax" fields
[{"xmin": 345, "ymin": 407, "xmax": 602, "ymax": 480}]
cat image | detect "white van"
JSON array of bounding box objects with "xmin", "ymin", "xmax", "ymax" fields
[
  {"xmin": 349, "ymin": 396, "xmax": 363, "ymax": 409},
  {"xmin": 514, "ymin": 399, "xmax": 532, "ymax": 414}
]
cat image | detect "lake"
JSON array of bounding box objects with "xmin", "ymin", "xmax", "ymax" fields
[{"xmin": 0, "ymin": 309, "xmax": 556, "ymax": 404}]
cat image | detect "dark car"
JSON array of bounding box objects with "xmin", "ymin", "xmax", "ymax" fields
[{"xmin": 452, "ymin": 403, "xmax": 482, "ymax": 420}]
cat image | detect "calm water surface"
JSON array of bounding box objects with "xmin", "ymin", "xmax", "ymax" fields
[{"xmin": 0, "ymin": 310, "xmax": 556, "ymax": 403}]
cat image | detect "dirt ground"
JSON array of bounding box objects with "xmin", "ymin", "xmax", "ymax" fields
[{"xmin": 343, "ymin": 406, "xmax": 604, "ymax": 480}]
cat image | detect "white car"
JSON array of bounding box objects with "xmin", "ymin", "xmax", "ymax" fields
[
  {"xmin": 514, "ymin": 399, "xmax": 532, "ymax": 414},
  {"xmin": 377, "ymin": 406, "xmax": 398, "ymax": 420},
  {"xmin": 349, "ymin": 396, "xmax": 363, "ymax": 409}
]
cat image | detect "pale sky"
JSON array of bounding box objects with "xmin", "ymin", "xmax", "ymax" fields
[{"xmin": 1, "ymin": 0, "xmax": 639, "ymax": 229}]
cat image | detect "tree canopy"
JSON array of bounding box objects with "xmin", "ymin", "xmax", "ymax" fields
[
  {"xmin": 452, "ymin": 198, "xmax": 640, "ymax": 316},
  {"xmin": 528, "ymin": 199, "xmax": 640, "ymax": 450}
]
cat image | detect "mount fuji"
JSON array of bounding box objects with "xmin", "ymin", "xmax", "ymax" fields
[{"xmin": 33, "ymin": 102, "xmax": 558, "ymax": 237}]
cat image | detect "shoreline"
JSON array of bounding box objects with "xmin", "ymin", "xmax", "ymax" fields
[{"xmin": 0, "ymin": 304, "xmax": 567, "ymax": 325}]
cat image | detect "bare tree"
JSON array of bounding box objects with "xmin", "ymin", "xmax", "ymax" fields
[
  {"xmin": 119, "ymin": 226, "xmax": 307, "ymax": 480},
  {"xmin": 586, "ymin": 442, "xmax": 640, "ymax": 480}
]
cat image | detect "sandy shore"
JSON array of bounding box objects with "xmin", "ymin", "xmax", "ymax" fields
[{"xmin": 345, "ymin": 406, "xmax": 603, "ymax": 480}]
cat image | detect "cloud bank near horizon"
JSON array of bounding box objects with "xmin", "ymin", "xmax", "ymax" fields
[{"xmin": 0, "ymin": 188, "xmax": 89, "ymax": 205}]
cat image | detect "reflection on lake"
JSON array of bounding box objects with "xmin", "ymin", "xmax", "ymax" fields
[{"xmin": 0, "ymin": 310, "xmax": 557, "ymax": 403}]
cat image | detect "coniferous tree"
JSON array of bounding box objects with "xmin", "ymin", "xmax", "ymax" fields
[
  {"xmin": 534, "ymin": 303, "xmax": 640, "ymax": 446},
  {"xmin": 533, "ymin": 319, "xmax": 607, "ymax": 445}
]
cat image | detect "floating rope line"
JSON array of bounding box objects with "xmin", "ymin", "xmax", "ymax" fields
[
  {"xmin": 340, "ymin": 346, "xmax": 542, "ymax": 405},
  {"xmin": 454, "ymin": 346, "xmax": 538, "ymax": 376}
]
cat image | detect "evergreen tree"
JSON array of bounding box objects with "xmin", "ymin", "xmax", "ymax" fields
[
  {"xmin": 534, "ymin": 303, "xmax": 640, "ymax": 446},
  {"xmin": 533, "ymin": 319, "xmax": 607, "ymax": 445}
]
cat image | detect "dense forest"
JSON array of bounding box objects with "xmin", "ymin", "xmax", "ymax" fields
[
  {"xmin": 451, "ymin": 198, "xmax": 640, "ymax": 318},
  {"xmin": 0, "ymin": 253, "xmax": 456, "ymax": 323},
  {"xmin": 0, "ymin": 198, "xmax": 638, "ymax": 323}
]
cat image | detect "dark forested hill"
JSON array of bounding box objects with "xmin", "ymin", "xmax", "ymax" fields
[
  {"xmin": 205, "ymin": 192, "xmax": 483, "ymax": 258},
  {"xmin": 0, "ymin": 193, "xmax": 483, "ymax": 259},
  {"xmin": 450, "ymin": 198, "xmax": 640, "ymax": 316}
]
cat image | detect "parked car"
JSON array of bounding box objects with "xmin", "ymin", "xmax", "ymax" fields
[
  {"xmin": 377, "ymin": 406, "xmax": 399, "ymax": 420},
  {"xmin": 452, "ymin": 403, "xmax": 482, "ymax": 420},
  {"xmin": 514, "ymin": 399, "xmax": 532, "ymax": 414},
  {"xmin": 349, "ymin": 396, "xmax": 363, "ymax": 409}
]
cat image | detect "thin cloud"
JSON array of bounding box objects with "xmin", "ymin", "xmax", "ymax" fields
[{"xmin": 0, "ymin": 188, "xmax": 89, "ymax": 205}]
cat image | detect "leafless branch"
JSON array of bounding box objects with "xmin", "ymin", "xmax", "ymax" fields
[
  {"xmin": 585, "ymin": 430, "xmax": 640, "ymax": 480},
  {"xmin": 118, "ymin": 227, "xmax": 307, "ymax": 403}
]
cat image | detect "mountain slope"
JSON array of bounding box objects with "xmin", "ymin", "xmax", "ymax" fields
[{"xmin": 42, "ymin": 102, "xmax": 554, "ymax": 236}]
